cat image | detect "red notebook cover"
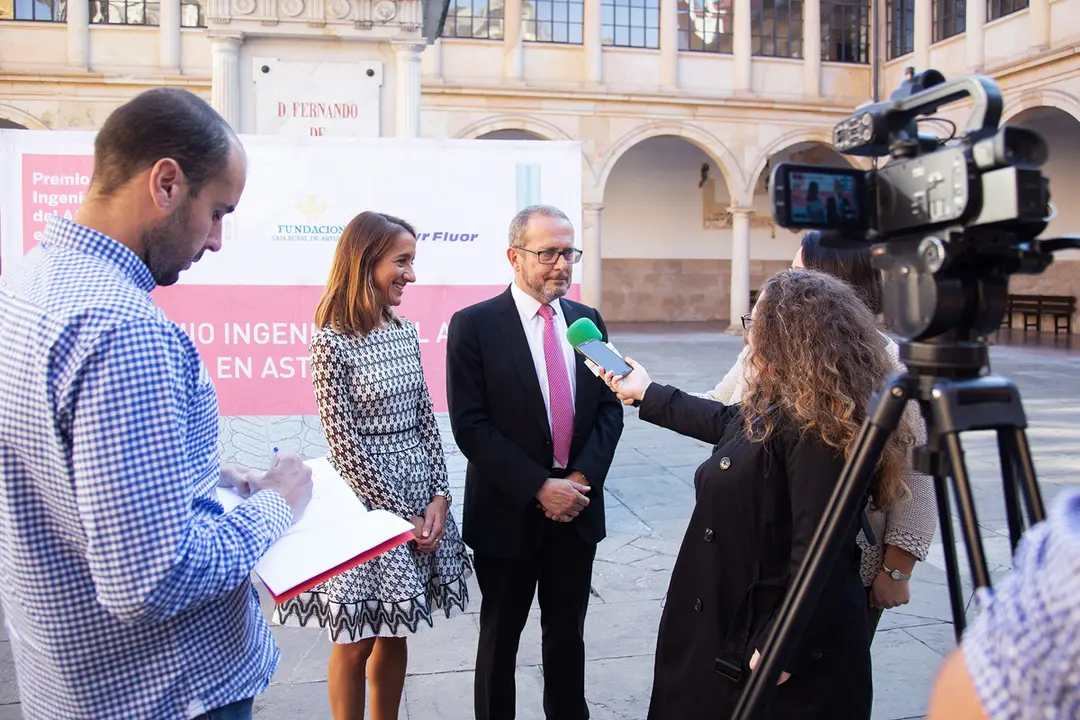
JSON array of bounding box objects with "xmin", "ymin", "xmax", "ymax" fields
[{"xmin": 267, "ymin": 529, "xmax": 417, "ymax": 604}]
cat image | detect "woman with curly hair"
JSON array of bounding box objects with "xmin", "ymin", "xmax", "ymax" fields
[
  {"xmin": 701, "ymin": 230, "xmax": 936, "ymax": 639},
  {"xmin": 600, "ymin": 269, "xmax": 915, "ymax": 719}
]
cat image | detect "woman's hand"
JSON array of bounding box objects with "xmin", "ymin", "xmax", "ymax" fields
[
  {"xmin": 749, "ymin": 648, "xmax": 791, "ymax": 685},
  {"xmin": 870, "ymin": 570, "xmax": 912, "ymax": 609},
  {"xmin": 414, "ymin": 496, "xmax": 447, "ymax": 553},
  {"xmin": 599, "ymin": 357, "xmax": 652, "ymax": 404},
  {"xmin": 871, "ymin": 545, "xmax": 916, "ymax": 609}
]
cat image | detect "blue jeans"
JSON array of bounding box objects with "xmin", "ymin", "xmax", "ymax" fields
[{"xmin": 194, "ymin": 697, "xmax": 254, "ymax": 720}]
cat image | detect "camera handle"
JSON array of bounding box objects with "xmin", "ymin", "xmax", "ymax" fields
[{"xmin": 731, "ymin": 354, "xmax": 1046, "ymax": 720}]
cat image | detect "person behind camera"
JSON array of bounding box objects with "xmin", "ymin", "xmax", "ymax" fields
[
  {"xmin": 600, "ymin": 268, "xmax": 915, "ymax": 719},
  {"xmin": 700, "ymin": 230, "xmax": 936, "ymax": 639}
]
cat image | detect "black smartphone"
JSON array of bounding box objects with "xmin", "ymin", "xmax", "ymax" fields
[{"xmin": 576, "ymin": 338, "xmax": 633, "ymax": 377}]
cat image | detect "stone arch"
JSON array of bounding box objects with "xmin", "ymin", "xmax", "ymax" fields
[
  {"xmin": 0, "ymin": 104, "xmax": 48, "ymax": 130},
  {"xmin": 454, "ymin": 115, "xmax": 576, "ymax": 142},
  {"xmin": 745, "ymin": 127, "xmax": 850, "ymax": 197},
  {"xmin": 454, "ymin": 115, "xmax": 597, "ymax": 195},
  {"xmin": 597, "ymin": 122, "xmax": 745, "ymax": 205},
  {"xmin": 1002, "ymin": 89, "xmax": 1080, "ymax": 126},
  {"xmin": 477, "ymin": 129, "xmax": 546, "ymax": 140}
]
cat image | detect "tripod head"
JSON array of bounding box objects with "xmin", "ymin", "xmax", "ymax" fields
[{"xmin": 872, "ymin": 229, "xmax": 1080, "ymax": 379}]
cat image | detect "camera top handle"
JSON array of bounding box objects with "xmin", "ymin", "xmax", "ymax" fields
[{"xmin": 835, "ymin": 72, "xmax": 1004, "ymax": 158}]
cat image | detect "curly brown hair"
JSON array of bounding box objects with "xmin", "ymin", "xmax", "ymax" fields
[{"xmin": 741, "ymin": 269, "xmax": 913, "ymax": 511}]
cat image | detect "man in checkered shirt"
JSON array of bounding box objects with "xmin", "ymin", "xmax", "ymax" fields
[{"xmin": 0, "ymin": 89, "xmax": 313, "ymax": 719}]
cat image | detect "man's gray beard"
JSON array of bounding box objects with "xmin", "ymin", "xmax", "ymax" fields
[{"xmin": 531, "ymin": 278, "xmax": 569, "ymax": 305}]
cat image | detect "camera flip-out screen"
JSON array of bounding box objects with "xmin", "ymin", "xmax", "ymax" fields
[{"xmin": 771, "ymin": 163, "xmax": 867, "ymax": 233}]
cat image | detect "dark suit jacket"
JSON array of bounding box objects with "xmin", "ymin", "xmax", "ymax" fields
[{"xmin": 445, "ymin": 286, "xmax": 625, "ymax": 560}]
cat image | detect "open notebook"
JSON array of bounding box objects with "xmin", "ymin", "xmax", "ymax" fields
[{"xmin": 216, "ymin": 455, "xmax": 417, "ymax": 604}]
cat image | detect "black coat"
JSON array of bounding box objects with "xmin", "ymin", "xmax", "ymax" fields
[
  {"xmin": 639, "ymin": 384, "xmax": 872, "ymax": 720},
  {"xmin": 444, "ymin": 287, "xmax": 625, "ymax": 560}
]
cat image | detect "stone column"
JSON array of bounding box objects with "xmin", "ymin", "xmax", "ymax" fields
[
  {"xmin": 659, "ymin": 0, "xmax": 678, "ymax": 89},
  {"xmin": 728, "ymin": 208, "xmax": 751, "ymax": 333},
  {"xmin": 733, "ymin": 0, "xmax": 751, "ymax": 92},
  {"xmin": 803, "ymin": 0, "xmax": 820, "ymax": 97},
  {"xmin": 160, "ymin": 0, "xmax": 182, "ymax": 72},
  {"xmin": 210, "ymin": 35, "xmax": 242, "ymax": 129},
  {"xmin": 1030, "ymin": 0, "xmax": 1050, "ymax": 49},
  {"xmin": 582, "ymin": 203, "xmax": 603, "ymax": 309},
  {"xmin": 966, "ymin": 0, "xmax": 985, "ymax": 71},
  {"xmin": 393, "ymin": 41, "xmax": 425, "ymax": 137},
  {"xmin": 913, "ymin": 0, "xmax": 930, "ymax": 72},
  {"xmin": 584, "ymin": 0, "xmax": 603, "ymax": 83},
  {"xmin": 66, "ymin": 0, "xmax": 89, "ymax": 69},
  {"xmin": 504, "ymin": 0, "xmax": 524, "ymax": 80}
]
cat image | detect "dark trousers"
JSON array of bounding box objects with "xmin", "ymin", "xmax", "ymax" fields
[
  {"xmin": 866, "ymin": 587, "xmax": 884, "ymax": 641},
  {"xmin": 473, "ymin": 520, "xmax": 598, "ymax": 720}
]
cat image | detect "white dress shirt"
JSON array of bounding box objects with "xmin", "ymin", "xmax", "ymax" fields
[{"xmin": 510, "ymin": 280, "xmax": 578, "ymax": 468}]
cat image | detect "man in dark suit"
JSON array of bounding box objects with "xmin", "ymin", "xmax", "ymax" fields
[{"xmin": 446, "ymin": 204, "xmax": 625, "ymax": 720}]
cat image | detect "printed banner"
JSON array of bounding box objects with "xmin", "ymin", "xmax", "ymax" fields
[{"xmin": 0, "ymin": 131, "xmax": 584, "ymax": 414}]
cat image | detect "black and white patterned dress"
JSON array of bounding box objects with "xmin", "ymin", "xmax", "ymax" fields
[{"xmin": 273, "ymin": 319, "xmax": 472, "ymax": 643}]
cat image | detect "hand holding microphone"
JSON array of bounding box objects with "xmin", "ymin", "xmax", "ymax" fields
[
  {"xmin": 566, "ymin": 318, "xmax": 633, "ymax": 378},
  {"xmin": 601, "ymin": 359, "xmax": 651, "ymax": 405},
  {"xmin": 565, "ymin": 318, "xmax": 650, "ymax": 405}
]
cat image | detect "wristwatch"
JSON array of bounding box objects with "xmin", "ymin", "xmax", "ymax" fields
[
  {"xmin": 432, "ymin": 490, "xmax": 452, "ymax": 505},
  {"xmin": 882, "ymin": 565, "xmax": 912, "ymax": 581}
]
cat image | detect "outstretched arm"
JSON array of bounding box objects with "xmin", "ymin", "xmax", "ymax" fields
[{"xmin": 609, "ymin": 356, "xmax": 737, "ymax": 445}]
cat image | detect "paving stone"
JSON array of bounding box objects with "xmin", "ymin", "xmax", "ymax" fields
[
  {"xmin": 0, "ymin": 643, "xmax": 18, "ymax": 706},
  {"xmin": 870, "ymin": 627, "xmax": 944, "ymax": 720}
]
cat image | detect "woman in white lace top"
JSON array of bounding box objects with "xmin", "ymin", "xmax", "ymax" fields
[{"xmin": 699, "ymin": 231, "xmax": 937, "ymax": 638}]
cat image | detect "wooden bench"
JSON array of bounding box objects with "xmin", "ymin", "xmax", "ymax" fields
[{"xmin": 1003, "ymin": 294, "xmax": 1076, "ymax": 336}]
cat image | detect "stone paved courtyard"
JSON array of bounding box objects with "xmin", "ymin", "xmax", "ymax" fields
[{"xmin": 1, "ymin": 325, "xmax": 1078, "ymax": 720}]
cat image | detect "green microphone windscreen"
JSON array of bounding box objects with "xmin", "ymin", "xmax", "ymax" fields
[{"xmin": 566, "ymin": 317, "xmax": 603, "ymax": 348}]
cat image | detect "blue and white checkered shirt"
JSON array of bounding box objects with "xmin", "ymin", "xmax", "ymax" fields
[
  {"xmin": 963, "ymin": 486, "xmax": 1080, "ymax": 719},
  {"xmin": 0, "ymin": 216, "xmax": 294, "ymax": 719}
]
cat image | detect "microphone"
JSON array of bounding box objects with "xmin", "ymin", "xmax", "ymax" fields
[
  {"xmin": 565, "ymin": 318, "xmax": 635, "ymax": 381},
  {"xmin": 566, "ymin": 317, "xmax": 603, "ymax": 349}
]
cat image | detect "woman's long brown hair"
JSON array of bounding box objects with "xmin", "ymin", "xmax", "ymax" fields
[
  {"xmin": 314, "ymin": 211, "xmax": 416, "ymax": 335},
  {"xmin": 741, "ymin": 269, "xmax": 914, "ymax": 511}
]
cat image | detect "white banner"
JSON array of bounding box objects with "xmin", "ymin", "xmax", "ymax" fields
[{"xmin": 0, "ymin": 131, "xmax": 584, "ymax": 414}]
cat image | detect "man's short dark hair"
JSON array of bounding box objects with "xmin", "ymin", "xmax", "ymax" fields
[{"xmin": 91, "ymin": 88, "xmax": 237, "ymax": 199}]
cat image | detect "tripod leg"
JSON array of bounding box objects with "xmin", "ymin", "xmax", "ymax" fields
[
  {"xmin": 930, "ymin": 471, "xmax": 969, "ymax": 641},
  {"xmin": 731, "ymin": 377, "xmax": 911, "ymax": 720},
  {"xmin": 1004, "ymin": 427, "xmax": 1046, "ymax": 525},
  {"xmin": 941, "ymin": 432, "xmax": 992, "ymax": 592},
  {"xmin": 995, "ymin": 430, "xmax": 1026, "ymax": 553}
]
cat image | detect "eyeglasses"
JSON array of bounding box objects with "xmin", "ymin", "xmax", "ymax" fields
[
  {"xmin": 741, "ymin": 313, "xmax": 753, "ymax": 330},
  {"xmin": 513, "ymin": 247, "xmax": 584, "ymax": 265}
]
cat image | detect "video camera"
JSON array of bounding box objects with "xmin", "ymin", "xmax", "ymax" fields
[
  {"xmin": 768, "ymin": 69, "xmax": 1063, "ymax": 342},
  {"xmin": 771, "ymin": 69, "xmax": 1051, "ymax": 242}
]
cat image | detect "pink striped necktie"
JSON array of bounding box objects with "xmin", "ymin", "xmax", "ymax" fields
[{"xmin": 538, "ymin": 304, "xmax": 574, "ymax": 467}]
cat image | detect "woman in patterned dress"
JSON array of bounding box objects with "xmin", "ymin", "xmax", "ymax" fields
[{"xmin": 273, "ymin": 211, "xmax": 472, "ymax": 719}]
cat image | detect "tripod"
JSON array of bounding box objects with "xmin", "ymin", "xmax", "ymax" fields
[{"xmin": 728, "ymin": 231, "xmax": 1079, "ymax": 720}]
